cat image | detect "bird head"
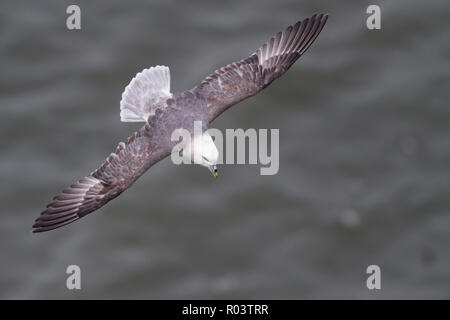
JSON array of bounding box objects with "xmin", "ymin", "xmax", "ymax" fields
[
  {"xmin": 199, "ymin": 134, "xmax": 219, "ymax": 179},
  {"xmin": 182, "ymin": 132, "xmax": 219, "ymax": 178}
]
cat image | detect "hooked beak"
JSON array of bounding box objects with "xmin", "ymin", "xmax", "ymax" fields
[{"xmin": 209, "ymin": 165, "xmax": 218, "ymax": 179}]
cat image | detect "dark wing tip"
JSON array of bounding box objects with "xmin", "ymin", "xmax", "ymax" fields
[
  {"xmin": 257, "ymin": 13, "xmax": 328, "ymax": 69},
  {"xmin": 33, "ymin": 198, "xmax": 85, "ymax": 233},
  {"xmin": 296, "ymin": 13, "xmax": 328, "ymax": 51},
  {"xmin": 195, "ymin": 13, "xmax": 329, "ymax": 122},
  {"xmin": 32, "ymin": 214, "xmax": 80, "ymax": 233},
  {"xmin": 32, "ymin": 125, "xmax": 168, "ymax": 233},
  {"xmin": 32, "ymin": 176, "xmax": 108, "ymax": 233}
]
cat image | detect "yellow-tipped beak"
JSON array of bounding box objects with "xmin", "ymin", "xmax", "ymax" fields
[{"xmin": 210, "ymin": 165, "xmax": 218, "ymax": 179}]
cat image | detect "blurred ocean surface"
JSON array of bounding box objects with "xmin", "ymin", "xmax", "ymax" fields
[{"xmin": 1, "ymin": 0, "xmax": 449, "ymax": 299}]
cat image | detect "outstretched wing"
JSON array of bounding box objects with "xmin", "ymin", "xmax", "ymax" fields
[
  {"xmin": 193, "ymin": 13, "xmax": 328, "ymax": 123},
  {"xmin": 32, "ymin": 123, "xmax": 170, "ymax": 233}
]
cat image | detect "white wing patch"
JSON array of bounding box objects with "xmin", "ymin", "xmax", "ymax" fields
[{"xmin": 120, "ymin": 65, "xmax": 172, "ymax": 122}]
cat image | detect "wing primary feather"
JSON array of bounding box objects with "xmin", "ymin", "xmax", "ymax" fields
[
  {"xmin": 194, "ymin": 13, "xmax": 329, "ymax": 123},
  {"xmin": 33, "ymin": 122, "xmax": 171, "ymax": 233}
]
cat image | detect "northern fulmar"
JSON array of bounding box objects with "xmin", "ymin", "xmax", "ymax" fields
[{"xmin": 33, "ymin": 13, "xmax": 328, "ymax": 232}]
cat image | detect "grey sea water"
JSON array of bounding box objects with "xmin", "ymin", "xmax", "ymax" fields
[{"xmin": 1, "ymin": 0, "xmax": 449, "ymax": 299}]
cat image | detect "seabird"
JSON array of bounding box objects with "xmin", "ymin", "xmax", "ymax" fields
[{"xmin": 33, "ymin": 13, "xmax": 328, "ymax": 232}]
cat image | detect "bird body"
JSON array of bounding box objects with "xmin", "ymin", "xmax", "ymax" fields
[{"xmin": 33, "ymin": 13, "xmax": 328, "ymax": 232}]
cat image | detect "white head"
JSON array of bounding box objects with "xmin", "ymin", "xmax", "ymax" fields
[{"xmin": 182, "ymin": 132, "xmax": 219, "ymax": 178}]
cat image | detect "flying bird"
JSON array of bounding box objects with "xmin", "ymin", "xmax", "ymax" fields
[{"xmin": 33, "ymin": 13, "xmax": 328, "ymax": 232}]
